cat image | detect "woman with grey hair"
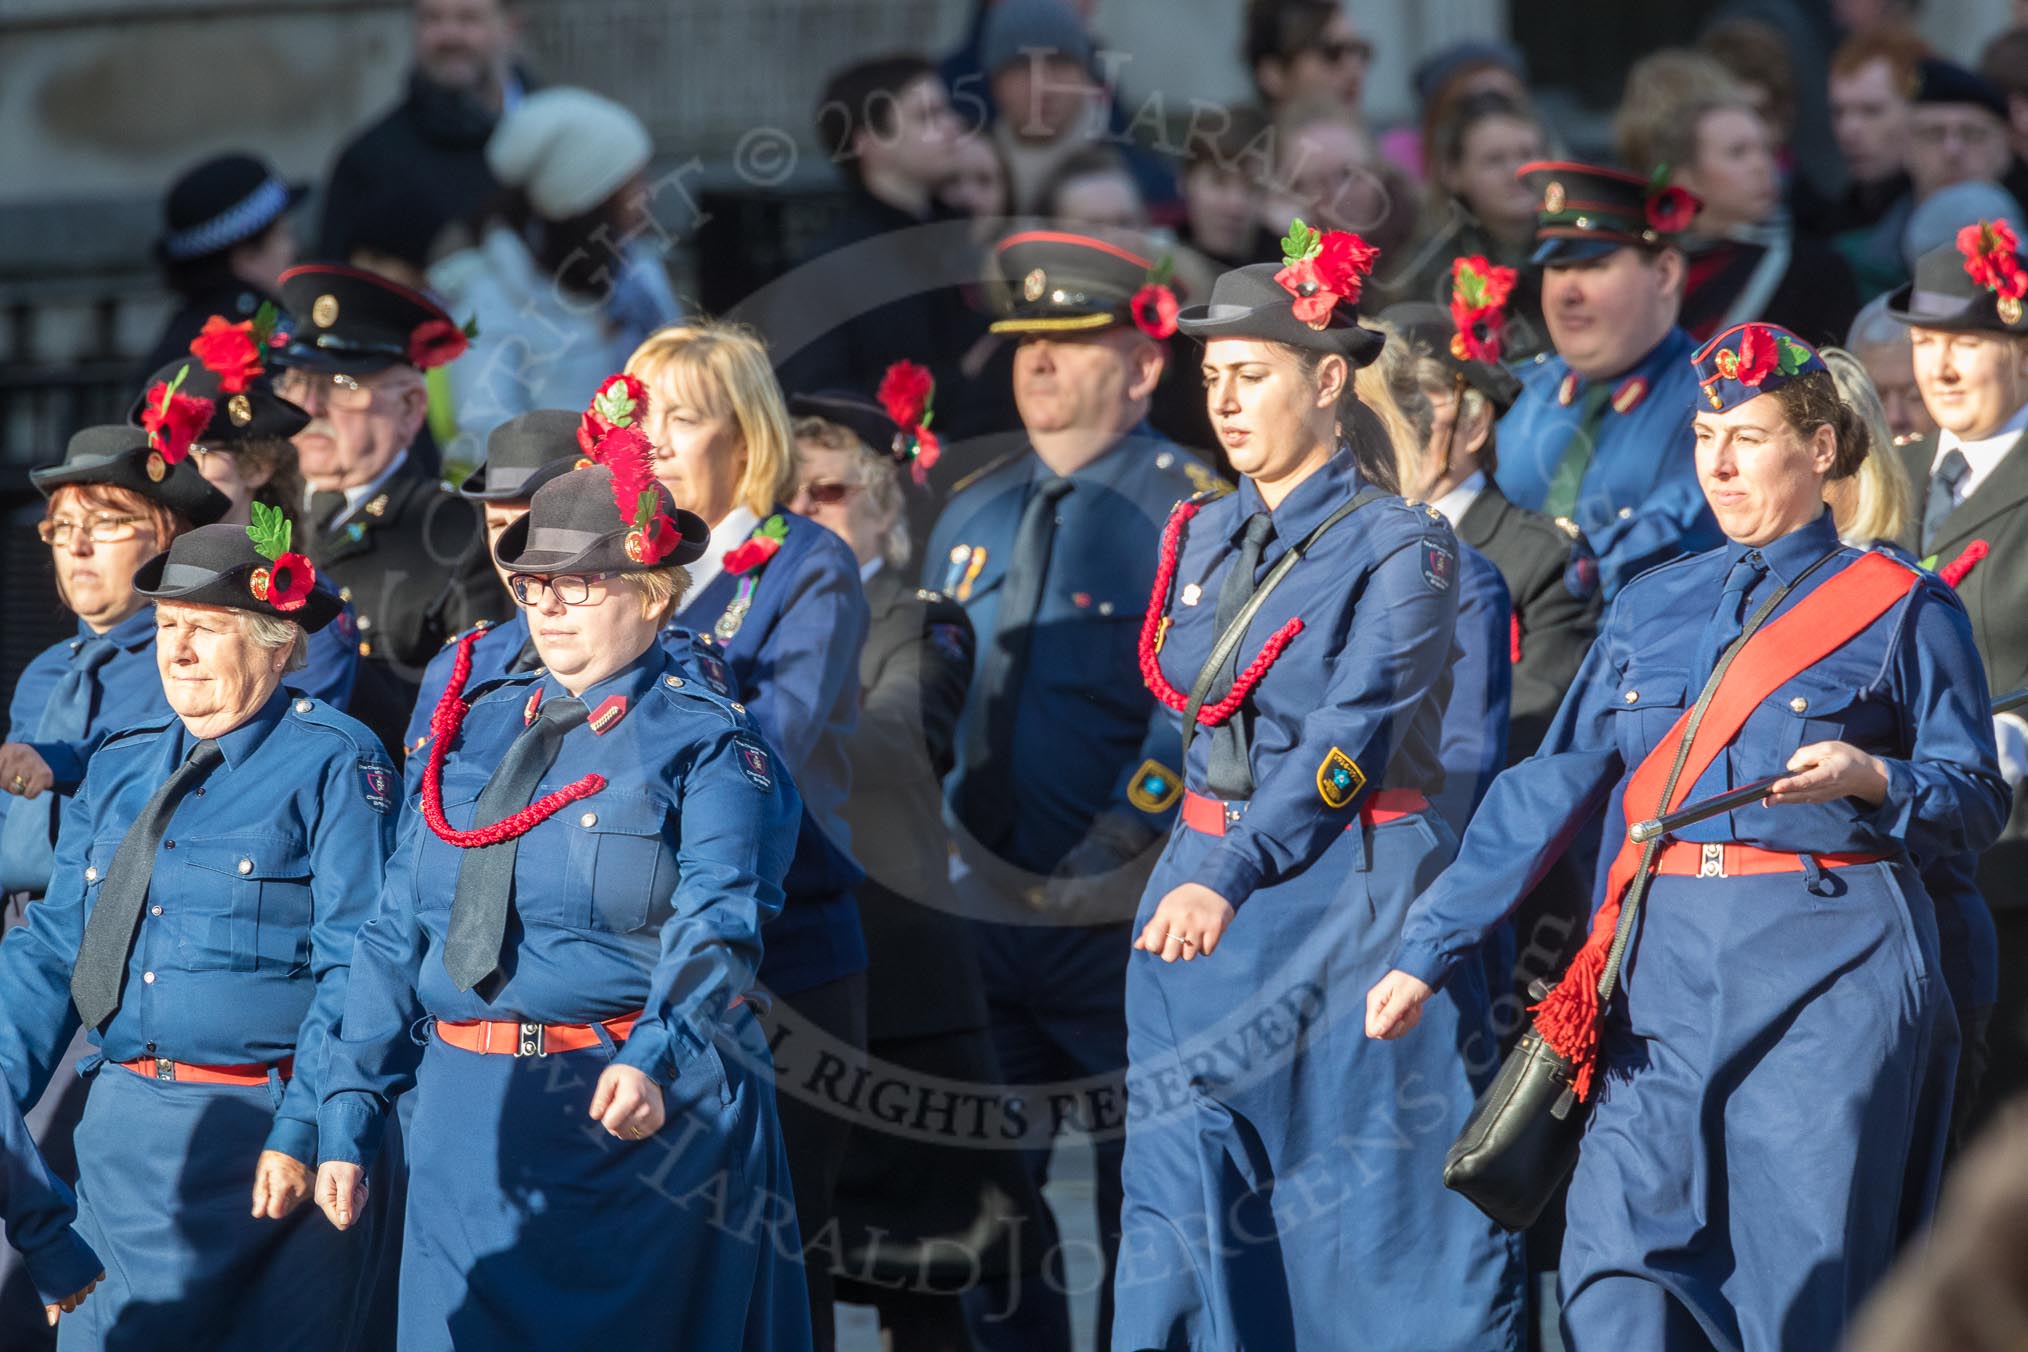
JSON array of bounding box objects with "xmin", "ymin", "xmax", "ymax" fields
[
  {"xmin": 788, "ymin": 383, "xmax": 1049, "ymax": 1349},
  {"xmin": 0, "ymin": 518, "xmax": 397, "ymax": 1350}
]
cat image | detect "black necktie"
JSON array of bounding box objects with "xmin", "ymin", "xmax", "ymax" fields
[
  {"xmin": 442, "ymin": 697, "xmax": 588, "ymax": 991},
  {"xmin": 1690, "ymin": 550, "xmax": 1768, "ymax": 687},
  {"xmin": 1206, "ymin": 513, "xmax": 1276, "ymax": 799},
  {"xmin": 70, "ymin": 739, "xmax": 223, "ymax": 1030},
  {"xmin": 1922, "ymin": 449, "xmax": 1970, "ymax": 555},
  {"xmin": 308, "ymin": 490, "xmax": 349, "ymax": 550},
  {"xmin": 955, "ymin": 476, "xmax": 1073, "ymax": 848},
  {"xmin": 508, "ymin": 635, "xmax": 543, "ymax": 674}
]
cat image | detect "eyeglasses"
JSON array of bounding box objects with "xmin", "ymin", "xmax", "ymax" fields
[
  {"xmin": 509, "ymin": 572, "xmax": 613, "ymax": 607},
  {"xmin": 274, "ymin": 369, "xmax": 377, "ymax": 412},
  {"xmin": 38, "ymin": 515, "xmax": 147, "ymax": 546},
  {"xmin": 1311, "ymin": 37, "xmax": 1373, "ymax": 65},
  {"xmin": 794, "ymin": 479, "xmax": 862, "ymax": 507}
]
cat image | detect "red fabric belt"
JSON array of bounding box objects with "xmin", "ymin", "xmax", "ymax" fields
[
  {"xmin": 1180, "ymin": 787, "xmax": 1428, "ymax": 837},
  {"xmin": 432, "ymin": 995, "xmax": 743, "ymax": 1057},
  {"xmin": 115, "ymin": 1055, "xmax": 293, "ymax": 1086},
  {"xmin": 1651, "ymin": 843, "xmax": 1890, "ymax": 878}
]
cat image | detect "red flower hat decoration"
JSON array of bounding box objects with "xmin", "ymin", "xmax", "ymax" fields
[
  {"xmin": 1960, "ymin": 220, "xmax": 2028, "ymax": 321},
  {"xmin": 140, "ymin": 365, "xmax": 214, "ymax": 466},
  {"xmin": 246, "ymin": 501, "xmax": 316, "ymax": 612},
  {"xmin": 189, "ymin": 306, "xmax": 278, "ymax": 394},
  {"xmin": 581, "ymin": 373, "xmax": 680, "ymax": 565},
  {"xmin": 580, "ymin": 373, "xmax": 651, "ymax": 455},
  {"xmin": 1274, "ymin": 218, "xmax": 1379, "ymax": 329},
  {"xmin": 1449, "ymin": 255, "xmax": 1518, "ymax": 364},
  {"xmin": 877, "ymin": 360, "xmax": 942, "ymax": 485},
  {"xmin": 409, "ymin": 315, "xmax": 478, "ymax": 370}
]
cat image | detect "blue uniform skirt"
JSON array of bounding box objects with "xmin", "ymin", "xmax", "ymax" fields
[
  {"xmin": 1558, "ymin": 858, "xmax": 1952, "ymax": 1352},
  {"xmin": 1112, "ymin": 812, "xmax": 1526, "ymax": 1352},
  {"xmin": 397, "ymin": 1008, "xmax": 811, "ymax": 1351},
  {"xmin": 60, "ymin": 1060, "xmax": 380, "ymax": 1352}
]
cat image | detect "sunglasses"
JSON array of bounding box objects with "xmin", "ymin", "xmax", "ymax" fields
[{"xmin": 795, "ymin": 479, "xmax": 862, "ymax": 507}]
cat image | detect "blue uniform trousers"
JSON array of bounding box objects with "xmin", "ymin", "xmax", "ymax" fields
[
  {"xmin": 1557, "ymin": 862, "xmax": 1950, "ymax": 1352},
  {"xmin": 1111, "ymin": 813, "xmax": 1526, "ymax": 1352},
  {"xmin": 961, "ymin": 909, "xmax": 1131, "ymax": 1352},
  {"xmin": 396, "ymin": 1010, "xmax": 810, "ymax": 1351},
  {"xmin": 59, "ymin": 1061, "xmax": 380, "ymax": 1351}
]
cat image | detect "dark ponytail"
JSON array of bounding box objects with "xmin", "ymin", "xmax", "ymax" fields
[{"xmin": 1291, "ymin": 344, "xmax": 1401, "ymax": 495}]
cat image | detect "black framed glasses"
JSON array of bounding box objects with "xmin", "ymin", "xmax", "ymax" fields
[
  {"xmin": 38, "ymin": 514, "xmax": 147, "ymax": 546},
  {"xmin": 508, "ymin": 572, "xmax": 614, "ymax": 607}
]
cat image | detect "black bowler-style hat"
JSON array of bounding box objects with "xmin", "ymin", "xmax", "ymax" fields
[
  {"xmin": 1380, "ymin": 302, "xmax": 1525, "ymax": 414},
  {"xmin": 32, "ymin": 426, "xmax": 231, "ymax": 526},
  {"xmin": 1517, "ymin": 160, "xmax": 1700, "ymax": 267},
  {"xmin": 273, "ymin": 263, "xmax": 468, "ymax": 375},
  {"xmin": 460, "ymin": 410, "xmax": 586, "ymax": 502},
  {"xmin": 128, "ymin": 359, "xmax": 309, "ymax": 447},
  {"xmin": 1886, "ymin": 234, "xmax": 2028, "ymax": 335},
  {"xmin": 1176, "ymin": 263, "xmax": 1386, "ymax": 365},
  {"xmin": 156, "ymin": 153, "xmax": 305, "ymax": 265},
  {"xmin": 134, "ymin": 520, "xmax": 342, "ymax": 632},
  {"xmin": 493, "ymin": 465, "xmax": 709, "ymax": 574},
  {"xmin": 788, "ymin": 390, "xmax": 906, "ymax": 462}
]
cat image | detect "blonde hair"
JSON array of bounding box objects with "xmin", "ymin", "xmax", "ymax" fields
[
  {"xmin": 1356, "ymin": 323, "xmax": 1436, "ymax": 499},
  {"xmin": 625, "ymin": 565, "xmax": 693, "ymax": 621},
  {"xmin": 1821, "ymin": 346, "xmax": 1916, "ymax": 549},
  {"xmin": 625, "ymin": 320, "xmax": 796, "ymax": 518},
  {"xmin": 792, "ymin": 416, "xmax": 912, "ymax": 569}
]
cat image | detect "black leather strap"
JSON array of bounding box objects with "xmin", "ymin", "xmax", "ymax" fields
[{"xmin": 1179, "ymin": 488, "xmax": 1387, "ymax": 770}]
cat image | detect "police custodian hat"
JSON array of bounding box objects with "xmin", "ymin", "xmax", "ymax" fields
[
  {"xmin": 134, "ymin": 521, "xmax": 344, "ymax": 633},
  {"xmin": 32, "ymin": 425, "xmax": 231, "ymax": 527}
]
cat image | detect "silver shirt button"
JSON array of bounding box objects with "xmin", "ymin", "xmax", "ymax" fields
[
  {"xmin": 1624, "ymin": 690, "xmax": 1639, "ymax": 704},
  {"xmin": 1789, "ymin": 697, "xmax": 1808, "ymax": 713},
  {"xmin": 580, "ymin": 812, "xmax": 598, "ymax": 828},
  {"xmin": 296, "ymin": 699, "xmax": 313, "ymax": 713},
  {"xmin": 84, "ymin": 866, "xmax": 98, "ymax": 882},
  {"xmin": 237, "ymin": 858, "xmax": 253, "ymax": 875},
  {"xmin": 142, "ymin": 971, "xmax": 156, "ymax": 985}
]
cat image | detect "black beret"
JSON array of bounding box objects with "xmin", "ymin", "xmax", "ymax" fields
[{"xmin": 31, "ymin": 425, "xmax": 232, "ymax": 527}]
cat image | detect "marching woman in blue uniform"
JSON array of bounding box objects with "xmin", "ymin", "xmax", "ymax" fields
[
  {"xmin": 1369, "ymin": 322, "xmax": 2008, "ymax": 1351},
  {"xmin": 0, "ymin": 513, "xmax": 397, "ymax": 1351},
  {"xmin": 314, "ymin": 446, "xmax": 812, "ymax": 1351},
  {"xmin": 623, "ymin": 326, "xmax": 870, "ymax": 1348},
  {"xmin": 130, "ymin": 316, "xmax": 359, "ymax": 712},
  {"xmin": 0, "ymin": 425, "xmax": 228, "ymax": 1347},
  {"xmin": 1111, "ymin": 228, "xmax": 1526, "ymax": 1352}
]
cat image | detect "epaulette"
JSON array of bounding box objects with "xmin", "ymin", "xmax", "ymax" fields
[
  {"xmin": 651, "ymin": 670, "xmax": 751, "ymax": 727},
  {"xmin": 284, "ymin": 695, "xmax": 385, "ymax": 752},
  {"xmin": 441, "ymin": 618, "xmax": 496, "ymax": 648},
  {"xmin": 949, "ymin": 450, "xmax": 1021, "ymax": 497},
  {"xmin": 1181, "ymin": 459, "xmax": 1231, "ymax": 499},
  {"xmin": 97, "ymin": 718, "xmax": 176, "ymax": 751},
  {"xmin": 462, "ymin": 669, "xmax": 542, "ymax": 708}
]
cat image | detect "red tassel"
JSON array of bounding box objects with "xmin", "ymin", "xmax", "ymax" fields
[
  {"xmin": 1939, "ymin": 539, "xmax": 1989, "ymax": 589},
  {"xmin": 1509, "ymin": 613, "xmax": 1524, "ymax": 665},
  {"xmin": 419, "ymin": 628, "xmax": 605, "ymax": 847},
  {"xmin": 1530, "ymin": 899, "xmax": 1618, "ymax": 1101},
  {"xmin": 1136, "ymin": 499, "xmax": 1302, "ymax": 725}
]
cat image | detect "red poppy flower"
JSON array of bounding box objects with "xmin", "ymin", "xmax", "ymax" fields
[
  {"xmin": 1273, "ymin": 259, "xmax": 1339, "ymax": 326},
  {"xmin": 724, "ymin": 535, "xmax": 782, "ymax": 575},
  {"xmin": 910, "ymin": 427, "xmax": 941, "ymax": 485},
  {"xmin": 1312, "ymin": 230, "xmax": 1379, "ymax": 301},
  {"xmin": 1130, "ymin": 284, "xmax": 1180, "ymax": 340},
  {"xmin": 1449, "ymin": 256, "xmax": 1518, "ymax": 363},
  {"xmin": 1732, "ymin": 324, "xmax": 1779, "ymax": 386},
  {"xmin": 877, "ymin": 360, "xmax": 934, "ymax": 429},
  {"xmin": 267, "ymin": 552, "xmax": 316, "ymax": 612},
  {"xmin": 1960, "ymin": 220, "xmax": 2028, "ymax": 300},
  {"xmin": 140, "ymin": 382, "xmax": 214, "ymax": 465},
  {"xmin": 580, "ymin": 372, "xmax": 652, "ymax": 454},
  {"xmin": 189, "ymin": 316, "xmax": 265, "ymax": 394},
  {"xmin": 1645, "ymin": 185, "xmax": 1700, "ymax": 234},
  {"xmin": 408, "ymin": 318, "xmax": 469, "ymax": 370}
]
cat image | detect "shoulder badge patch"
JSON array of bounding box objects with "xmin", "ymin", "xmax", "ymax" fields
[
  {"xmin": 1316, "ymin": 748, "xmax": 1365, "ymax": 810},
  {"xmin": 1420, "ymin": 536, "xmax": 1455, "ymax": 593},
  {"xmin": 733, "ymin": 734, "xmax": 774, "ymax": 791},
  {"xmin": 358, "ymin": 760, "xmax": 396, "ymax": 814},
  {"xmin": 692, "ymin": 650, "xmax": 731, "ymax": 695},
  {"xmin": 1126, "ymin": 759, "xmax": 1183, "ymax": 814}
]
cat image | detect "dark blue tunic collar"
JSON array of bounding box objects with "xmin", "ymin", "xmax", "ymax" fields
[
  {"xmin": 1232, "ymin": 444, "xmax": 1368, "ymax": 546},
  {"xmin": 537, "ymin": 642, "xmax": 671, "ymax": 733},
  {"xmin": 1726, "ymin": 508, "xmax": 1841, "ymax": 585},
  {"xmin": 81, "ymin": 607, "xmax": 157, "ymax": 653},
  {"xmin": 211, "ymin": 687, "xmax": 290, "ymax": 770}
]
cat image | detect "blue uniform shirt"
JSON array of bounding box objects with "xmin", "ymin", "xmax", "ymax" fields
[
  {"xmin": 1, "ymin": 610, "xmax": 168, "ymax": 894},
  {"xmin": 926, "ymin": 427, "xmax": 1212, "ymax": 876},
  {"xmin": 1390, "ymin": 512, "xmax": 2011, "ymax": 988},
  {"xmin": 404, "ymin": 611, "xmax": 731, "ymax": 765},
  {"xmin": 0, "ymin": 1089, "xmax": 98, "ymax": 1306},
  {"xmin": 298, "ymin": 589, "xmax": 361, "ymax": 712},
  {"xmin": 1148, "ymin": 448, "xmax": 1460, "ymax": 905},
  {"xmin": 1496, "ymin": 327, "xmax": 1720, "ymax": 597},
  {"xmin": 673, "ymin": 508, "xmax": 869, "ymax": 996},
  {"xmin": 0, "ymin": 691, "xmax": 398, "ymax": 1166},
  {"xmin": 318, "ymin": 644, "xmax": 801, "ymax": 1165},
  {"xmin": 1436, "ymin": 541, "xmax": 1513, "ymax": 838}
]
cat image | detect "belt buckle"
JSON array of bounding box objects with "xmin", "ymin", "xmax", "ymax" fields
[
  {"xmin": 1224, "ymin": 804, "xmax": 1243, "ymax": 826},
  {"xmin": 515, "ymin": 1023, "xmax": 545, "ymax": 1058},
  {"xmin": 1698, "ymin": 842, "xmax": 1725, "ymax": 879},
  {"xmin": 154, "ymin": 1057, "xmax": 175, "ymax": 1081}
]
